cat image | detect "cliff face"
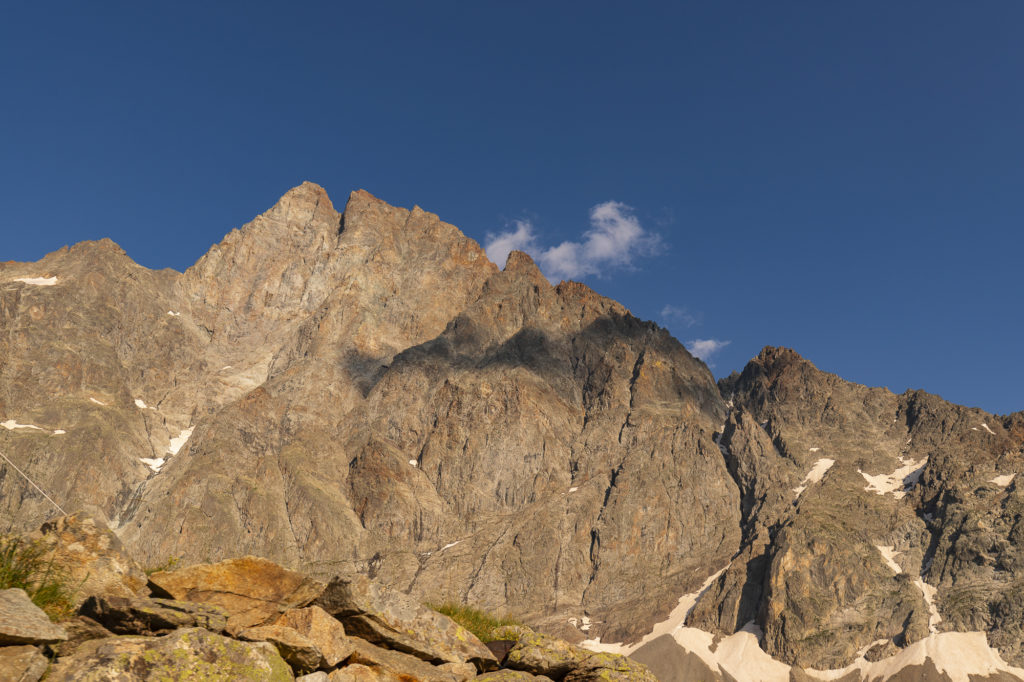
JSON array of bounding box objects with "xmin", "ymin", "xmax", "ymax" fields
[
  {"xmin": 688, "ymin": 347, "xmax": 1024, "ymax": 668},
  {"xmin": 0, "ymin": 184, "xmax": 738, "ymax": 647},
  {"xmin": 2, "ymin": 184, "xmax": 1022, "ymax": 676}
]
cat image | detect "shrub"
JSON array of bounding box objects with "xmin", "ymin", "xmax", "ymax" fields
[
  {"xmin": 429, "ymin": 601, "xmax": 524, "ymax": 642},
  {"xmin": 0, "ymin": 534, "xmax": 75, "ymax": 620}
]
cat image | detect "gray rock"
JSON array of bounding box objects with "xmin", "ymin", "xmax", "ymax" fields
[
  {"xmin": 78, "ymin": 594, "xmax": 228, "ymax": 635},
  {"xmin": 0, "ymin": 645, "xmax": 48, "ymax": 682},
  {"xmin": 315, "ymin": 574, "xmax": 496, "ymax": 671},
  {"xmin": 44, "ymin": 627, "xmax": 294, "ymax": 681},
  {"xmin": 31, "ymin": 513, "xmax": 148, "ymax": 608},
  {"xmin": 342, "ymin": 637, "xmax": 466, "ymax": 682},
  {"xmin": 0, "ymin": 589, "xmax": 66, "ymax": 645}
]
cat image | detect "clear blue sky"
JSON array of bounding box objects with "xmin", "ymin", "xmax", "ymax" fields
[{"xmin": 2, "ymin": 2, "xmax": 1021, "ymax": 414}]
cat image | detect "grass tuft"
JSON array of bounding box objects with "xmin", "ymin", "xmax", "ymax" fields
[
  {"xmin": 429, "ymin": 601, "xmax": 524, "ymax": 643},
  {"xmin": 0, "ymin": 534, "xmax": 75, "ymax": 620},
  {"xmin": 144, "ymin": 555, "xmax": 181, "ymax": 576}
]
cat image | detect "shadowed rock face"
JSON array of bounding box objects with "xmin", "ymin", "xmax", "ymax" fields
[{"xmin": 0, "ymin": 183, "xmax": 739, "ymax": 646}]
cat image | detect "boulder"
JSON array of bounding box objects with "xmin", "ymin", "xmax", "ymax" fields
[
  {"xmin": 49, "ymin": 615, "xmax": 113, "ymax": 657},
  {"xmin": 239, "ymin": 623, "xmax": 324, "ymax": 674},
  {"xmin": 33, "ymin": 513, "xmax": 147, "ymax": 607},
  {"xmin": 274, "ymin": 606, "xmax": 356, "ymax": 667},
  {"xmin": 475, "ymin": 672, "xmax": 556, "ymax": 682},
  {"xmin": 0, "ymin": 588, "xmax": 67, "ymax": 645},
  {"xmin": 327, "ymin": 663, "xmax": 393, "ymax": 681},
  {"xmin": 314, "ymin": 575, "xmax": 497, "ymax": 671},
  {"xmin": 342, "ymin": 637, "xmax": 466, "ymax": 682},
  {"xmin": 562, "ymin": 652, "xmax": 658, "ymax": 682},
  {"xmin": 148, "ymin": 556, "xmax": 323, "ymax": 634},
  {"xmin": 79, "ymin": 594, "xmax": 228, "ymax": 635},
  {"xmin": 0, "ymin": 645, "xmax": 48, "ymax": 682},
  {"xmin": 502, "ymin": 630, "xmax": 587, "ymax": 679},
  {"xmin": 44, "ymin": 627, "xmax": 294, "ymax": 681}
]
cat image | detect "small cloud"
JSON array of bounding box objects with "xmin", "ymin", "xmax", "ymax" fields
[
  {"xmin": 660, "ymin": 304, "xmax": 701, "ymax": 328},
  {"xmin": 484, "ymin": 201, "xmax": 662, "ymax": 281},
  {"xmin": 485, "ymin": 219, "xmax": 537, "ymax": 268},
  {"xmin": 686, "ymin": 338, "xmax": 731, "ymax": 365}
]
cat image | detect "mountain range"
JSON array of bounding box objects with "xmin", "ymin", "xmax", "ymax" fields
[{"xmin": 2, "ymin": 183, "xmax": 1022, "ymax": 681}]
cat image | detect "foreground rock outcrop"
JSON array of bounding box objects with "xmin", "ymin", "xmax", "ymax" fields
[{"xmin": 0, "ymin": 517, "xmax": 653, "ymax": 681}]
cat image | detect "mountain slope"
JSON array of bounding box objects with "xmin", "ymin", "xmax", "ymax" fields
[{"xmin": 2, "ymin": 184, "xmax": 1023, "ymax": 678}]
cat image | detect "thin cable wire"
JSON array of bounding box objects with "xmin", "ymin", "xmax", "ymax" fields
[{"xmin": 0, "ymin": 450, "xmax": 67, "ymax": 516}]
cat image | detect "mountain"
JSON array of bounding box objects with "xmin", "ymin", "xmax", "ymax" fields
[{"xmin": 1, "ymin": 183, "xmax": 1022, "ymax": 680}]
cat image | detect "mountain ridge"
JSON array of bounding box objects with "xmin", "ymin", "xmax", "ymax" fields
[{"xmin": 2, "ymin": 183, "xmax": 1022, "ymax": 680}]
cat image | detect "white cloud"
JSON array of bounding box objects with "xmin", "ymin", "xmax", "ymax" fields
[
  {"xmin": 661, "ymin": 304, "xmax": 700, "ymax": 327},
  {"xmin": 483, "ymin": 219, "xmax": 538, "ymax": 270},
  {"xmin": 686, "ymin": 338, "xmax": 731, "ymax": 364},
  {"xmin": 484, "ymin": 201, "xmax": 662, "ymax": 281}
]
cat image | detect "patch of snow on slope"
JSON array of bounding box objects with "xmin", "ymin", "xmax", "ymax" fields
[
  {"xmin": 134, "ymin": 399, "xmax": 154, "ymax": 409},
  {"xmin": 793, "ymin": 458, "xmax": 835, "ymax": 497},
  {"xmin": 990, "ymin": 474, "xmax": 1016, "ymax": 487},
  {"xmin": 408, "ymin": 459, "xmax": 418, "ymax": 467},
  {"xmin": 439, "ymin": 541, "xmax": 460, "ymax": 551},
  {"xmin": 167, "ymin": 310, "xmax": 181, "ymax": 316},
  {"xmin": 981, "ymin": 423, "xmax": 996, "ymax": 435},
  {"xmin": 13, "ymin": 276, "xmax": 58, "ymax": 286},
  {"xmin": 166, "ymin": 427, "xmax": 194, "ymax": 455},
  {"xmin": 807, "ymin": 632, "xmax": 1024, "ymax": 682},
  {"xmin": 875, "ymin": 545, "xmax": 902, "ymax": 574},
  {"xmin": 915, "ymin": 578, "xmax": 942, "ymax": 633},
  {"xmin": 859, "ymin": 456, "xmax": 927, "ymax": 499},
  {"xmin": 89, "ymin": 398, "xmax": 108, "ymax": 406},
  {"xmin": 140, "ymin": 457, "xmax": 165, "ymax": 472},
  {"xmin": 52, "ymin": 429, "xmax": 65, "ymax": 435},
  {"xmin": 808, "ymin": 447, "xmax": 821, "ymax": 452},
  {"xmin": 568, "ymin": 487, "xmax": 578, "ymax": 493},
  {"xmin": 581, "ymin": 563, "xmax": 730, "ymax": 655},
  {"xmin": 1, "ymin": 420, "xmax": 43, "ymax": 431}
]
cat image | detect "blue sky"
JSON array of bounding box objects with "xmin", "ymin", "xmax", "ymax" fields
[{"xmin": 2, "ymin": 2, "xmax": 1021, "ymax": 414}]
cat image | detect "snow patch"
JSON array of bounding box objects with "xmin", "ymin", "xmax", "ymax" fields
[
  {"xmin": 408, "ymin": 459, "xmax": 418, "ymax": 467},
  {"xmin": 13, "ymin": 276, "xmax": 58, "ymax": 286},
  {"xmin": 52, "ymin": 429, "xmax": 66, "ymax": 435},
  {"xmin": 439, "ymin": 541, "xmax": 460, "ymax": 551},
  {"xmin": 166, "ymin": 310, "xmax": 181, "ymax": 317},
  {"xmin": 875, "ymin": 545, "xmax": 902, "ymax": 574},
  {"xmin": 807, "ymin": 632, "xmax": 1024, "ymax": 682},
  {"xmin": 915, "ymin": 578, "xmax": 942, "ymax": 633},
  {"xmin": 166, "ymin": 427, "xmax": 194, "ymax": 455},
  {"xmin": 859, "ymin": 456, "xmax": 927, "ymax": 499},
  {"xmin": 793, "ymin": 458, "xmax": 835, "ymax": 498},
  {"xmin": 981, "ymin": 422, "xmax": 996, "ymax": 435},
  {"xmin": 808, "ymin": 447, "xmax": 821, "ymax": 452},
  {"xmin": 134, "ymin": 399, "xmax": 154, "ymax": 410},
  {"xmin": 140, "ymin": 457, "xmax": 165, "ymax": 472},
  {"xmin": 89, "ymin": 398, "xmax": 108, "ymax": 406},
  {"xmin": 990, "ymin": 473, "xmax": 1016, "ymax": 487},
  {"xmin": 1, "ymin": 420, "xmax": 43, "ymax": 431},
  {"xmin": 568, "ymin": 486, "xmax": 579, "ymax": 493}
]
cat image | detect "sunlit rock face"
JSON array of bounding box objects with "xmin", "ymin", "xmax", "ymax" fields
[
  {"xmin": 3, "ymin": 184, "xmax": 1023, "ymax": 678},
  {"xmin": 0, "ymin": 184, "xmax": 739, "ymax": 647}
]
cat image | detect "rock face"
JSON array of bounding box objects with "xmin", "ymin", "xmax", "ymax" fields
[
  {"xmin": 2, "ymin": 183, "xmax": 1024, "ymax": 677},
  {"xmin": 1, "ymin": 183, "xmax": 738, "ymax": 646},
  {"xmin": 684, "ymin": 347, "xmax": 1024, "ymax": 670}
]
